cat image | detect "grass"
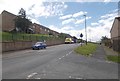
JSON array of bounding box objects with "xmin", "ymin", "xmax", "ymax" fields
[
  {"xmin": 1, "ymin": 32, "xmax": 63, "ymax": 42},
  {"xmin": 107, "ymin": 55, "xmax": 120, "ymax": 63},
  {"xmin": 74, "ymin": 43, "xmax": 98, "ymax": 56}
]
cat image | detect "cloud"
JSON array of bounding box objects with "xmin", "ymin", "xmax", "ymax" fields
[
  {"xmin": 30, "ymin": 2, "xmax": 67, "ymax": 17},
  {"xmin": 91, "ymin": 23, "xmax": 99, "ymax": 26},
  {"xmin": 0, "ymin": 1, "xmax": 68, "ymax": 24},
  {"xmin": 75, "ymin": 19, "xmax": 84, "ymax": 24},
  {"xmin": 75, "ymin": 0, "xmax": 118, "ymax": 2},
  {"xmin": 88, "ymin": 9, "xmax": 118, "ymax": 41},
  {"xmin": 59, "ymin": 11, "xmax": 87, "ymax": 20},
  {"xmin": 59, "ymin": 14, "xmax": 72, "ymax": 20},
  {"xmin": 60, "ymin": 11, "xmax": 91, "ymax": 25},
  {"xmin": 73, "ymin": 11, "xmax": 87, "ymax": 18},
  {"xmin": 103, "ymin": 0, "xmax": 112, "ymax": 2},
  {"xmin": 0, "ymin": 0, "xmax": 45, "ymax": 14},
  {"xmin": 62, "ymin": 18, "xmax": 75, "ymax": 25},
  {"xmin": 49, "ymin": 9, "xmax": 118, "ymax": 42},
  {"xmin": 75, "ymin": 16, "xmax": 91, "ymax": 24}
]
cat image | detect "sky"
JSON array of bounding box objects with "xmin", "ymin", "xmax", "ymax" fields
[{"xmin": 0, "ymin": 0, "xmax": 119, "ymax": 42}]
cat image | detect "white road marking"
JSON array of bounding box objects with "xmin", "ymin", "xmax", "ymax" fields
[
  {"xmin": 26, "ymin": 72, "xmax": 38, "ymax": 79},
  {"xmin": 43, "ymin": 73, "xmax": 46, "ymax": 76},
  {"xmin": 106, "ymin": 61, "xmax": 112, "ymax": 63},
  {"xmin": 69, "ymin": 51, "xmax": 73, "ymax": 55},
  {"xmin": 75, "ymin": 77, "xmax": 83, "ymax": 79},
  {"xmin": 57, "ymin": 51, "xmax": 73, "ymax": 61},
  {"xmin": 66, "ymin": 54, "xmax": 69, "ymax": 56},
  {"xmin": 59, "ymin": 58, "xmax": 61, "ymax": 60},
  {"xmin": 69, "ymin": 76, "xmax": 72, "ymax": 78},
  {"xmin": 35, "ymin": 78, "xmax": 41, "ymax": 79}
]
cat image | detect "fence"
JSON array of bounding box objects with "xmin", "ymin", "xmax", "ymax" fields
[
  {"xmin": 2, "ymin": 32, "xmax": 63, "ymax": 42},
  {"xmin": 2, "ymin": 32, "xmax": 65, "ymax": 52}
]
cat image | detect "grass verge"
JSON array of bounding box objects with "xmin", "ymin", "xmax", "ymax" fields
[
  {"xmin": 74, "ymin": 43, "xmax": 98, "ymax": 56},
  {"xmin": 107, "ymin": 55, "xmax": 120, "ymax": 63}
]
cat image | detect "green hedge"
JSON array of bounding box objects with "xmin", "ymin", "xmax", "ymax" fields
[{"xmin": 1, "ymin": 32, "xmax": 64, "ymax": 42}]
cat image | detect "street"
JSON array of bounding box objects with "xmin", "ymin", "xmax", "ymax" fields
[{"xmin": 2, "ymin": 44, "xmax": 118, "ymax": 79}]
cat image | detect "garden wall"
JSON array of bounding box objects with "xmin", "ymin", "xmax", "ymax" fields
[{"xmin": 2, "ymin": 39, "xmax": 64, "ymax": 52}]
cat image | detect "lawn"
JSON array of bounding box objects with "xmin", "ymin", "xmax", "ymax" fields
[
  {"xmin": 74, "ymin": 43, "xmax": 98, "ymax": 56},
  {"xmin": 107, "ymin": 55, "xmax": 120, "ymax": 63}
]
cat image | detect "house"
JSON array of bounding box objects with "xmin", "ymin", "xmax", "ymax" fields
[
  {"xmin": 32, "ymin": 23, "xmax": 50, "ymax": 35},
  {"xmin": 0, "ymin": 10, "xmax": 59, "ymax": 36},
  {"xmin": 0, "ymin": 10, "xmax": 33, "ymax": 33},
  {"xmin": 0, "ymin": 10, "xmax": 16, "ymax": 32},
  {"xmin": 110, "ymin": 17, "xmax": 120, "ymax": 52}
]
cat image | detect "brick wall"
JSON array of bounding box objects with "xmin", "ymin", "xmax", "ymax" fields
[{"xmin": 2, "ymin": 40, "xmax": 64, "ymax": 52}]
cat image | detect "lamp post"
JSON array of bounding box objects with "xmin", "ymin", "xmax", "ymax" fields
[{"xmin": 83, "ymin": 15, "xmax": 87, "ymax": 45}]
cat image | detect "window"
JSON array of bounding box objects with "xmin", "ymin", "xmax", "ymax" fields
[
  {"xmin": 45, "ymin": 29, "xmax": 46, "ymax": 31},
  {"xmin": 48, "ymin": 30, "xmax": 50, "ymax": 32}
]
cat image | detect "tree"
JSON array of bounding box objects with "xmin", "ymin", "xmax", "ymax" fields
[
  {"xmin": 101, "ymin": 36, "xmax": 109, "ymax": 43},
  {"xmin": 101, "ymin": 36, "xmax": 111, "ymax": 47},
  {"xmin": 18, "ymin": 8, "xmax": 26, "ymax": 18},
  {"xmin": 15, "ymin": 8, "xmax": 32, "ymax": 33}
]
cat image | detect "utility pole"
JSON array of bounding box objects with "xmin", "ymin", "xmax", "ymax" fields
[{"xmin": 83, "ymin": 15, "xmax": 87, "ymax": 45}]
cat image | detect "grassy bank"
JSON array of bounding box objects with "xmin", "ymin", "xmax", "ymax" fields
[
  {"xmin": 74, "ymin": 43, "xmax": 98, "ymax": 56},
  {"xmin": 107, "ymin": 55, "xmax": 120, "ymax": 63},
  {"xmin": 1, "ymin": 32, "xmax": 63, "ymax": 42}
]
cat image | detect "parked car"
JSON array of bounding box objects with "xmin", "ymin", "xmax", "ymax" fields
[{"xmin": 32, "ymin": 42, "xmax": 47, "ymax": 50}]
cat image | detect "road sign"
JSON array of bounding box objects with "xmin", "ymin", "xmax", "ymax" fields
[{"xmin": 80, "ymin": 33, "xmax": 83, "ymax": 38}]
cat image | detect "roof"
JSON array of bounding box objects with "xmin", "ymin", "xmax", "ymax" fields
[
  {"xmin": 1, "ymin": 10, "xmax": 16, "ymax": 17},
  {"xmin": 110, "ymin": 17, "xmax": 120, "ymax": 33}
]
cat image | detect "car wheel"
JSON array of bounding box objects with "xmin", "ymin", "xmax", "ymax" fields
[{"xmin": 32, "ymin": 48, "xmax": 34, "ymax": 50}]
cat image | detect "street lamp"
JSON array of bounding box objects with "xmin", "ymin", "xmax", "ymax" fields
[{"xmin": 83, "ymin": 15, "xmax": 87, "ymax": 45}]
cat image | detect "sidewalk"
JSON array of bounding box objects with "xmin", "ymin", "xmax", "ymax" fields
[
  {"xmin": 92, "ymin": 45, "xmax": 106, "ymax": 60},
  {"xmin": 103, "ymin": 45, "xmax": 119, "ymax": 56},
  {"xmin": 92, "ymin": 44, "xmax": 119, "ymax": 61}
]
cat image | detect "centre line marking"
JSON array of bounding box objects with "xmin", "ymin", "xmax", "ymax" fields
[
  {"xmin": 76, "ymin": 78, "xmax": 83, "ymax": 79},
  {"xmin": 35, "ymin": 78, "xmax": 41, "ymax": 79},
  {"xmin": 59, "ymin": 58, "xmax": 61, "ymax": 60},
  {"xmin": 27, "ymin": 72, "xmax": 38, "ymax": 79}
]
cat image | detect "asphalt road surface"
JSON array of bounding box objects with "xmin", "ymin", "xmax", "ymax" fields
[{"xmin": 2, "ymin": 44, "xmax": 119, "ymax": 79}]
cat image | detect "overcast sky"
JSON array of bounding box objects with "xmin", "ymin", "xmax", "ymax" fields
[{"xmin": 0, "ymin": 0, "xmax": 119, "ymax": 42}]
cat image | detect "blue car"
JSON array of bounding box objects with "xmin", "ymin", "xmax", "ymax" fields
[{"xmin": 32, "ymin": 42, "xmax": 47, "ymax": 50}]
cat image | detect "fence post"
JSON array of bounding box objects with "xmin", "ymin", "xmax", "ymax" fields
[
  {"xmin": 23, "ymin": 35, "xmax": 24, "ymax": 41},
  {"xmin": 29, "ymin": 35, "xmax": 31, "ymax": 41},
  {"xmin": 12, "ymin": 33, "xmax": 14, "ymax": 41}
]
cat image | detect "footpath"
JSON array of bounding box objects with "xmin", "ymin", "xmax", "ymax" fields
[{"xmin": 92, "ymin": 44, "xmax": 119, "ymax": 61}]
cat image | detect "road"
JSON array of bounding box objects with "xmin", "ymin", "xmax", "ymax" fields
[{"xmin": 2, "ymin": 44, "xmax": 118, "ymax": 79}]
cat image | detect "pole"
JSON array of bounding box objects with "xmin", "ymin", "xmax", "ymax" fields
[{"xmin": 84, "ymin": 15, "xmax": 87, "ymax": 45}]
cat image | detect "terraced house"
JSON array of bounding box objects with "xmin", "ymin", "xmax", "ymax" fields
[
  {"xmin": 0, "ymin": 10, "xmax": 16, "ymax": 32},
  {"xmin": 0, "ymin": 10, "xmax": 59, "ymax": 36},
  {"xmin": 110, "ymin": 17, "xmax": 120, "ymax": 52}
]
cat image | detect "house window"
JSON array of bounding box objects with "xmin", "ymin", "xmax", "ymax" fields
[
  {"xmin": 33, "ymin": 26, "xmax": 35, "ymax": 28},
  {"xmin": 48, "ymin": 30, "xmax": 50, "ymax": 32},
  {"xmin": 45, "ymin": 29, "xmax": 46, "ymax": 31},
  {"xmin": 40, "ymin": 28, "xmax": 42, "ymax": 30}
]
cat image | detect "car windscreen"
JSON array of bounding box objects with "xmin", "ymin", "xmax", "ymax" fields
[{"xmin": 35, "ymin": 43, "xmax": 42, "ymax": 45}]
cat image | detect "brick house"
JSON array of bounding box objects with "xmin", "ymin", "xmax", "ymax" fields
[
  {"xmin": 0, "ymin": 10, "xmax": 16, "ymax": 32},
  {"xmin": 32, "ymin": 23, "xmax": 50, "ymax": 35},
  {"xmin": 110, "ymin": 17, "xmax": 120, "ymax": 52},
  {"xmin": 0, "ymin": 10, "xmax": 59, "ymax": 36}
]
